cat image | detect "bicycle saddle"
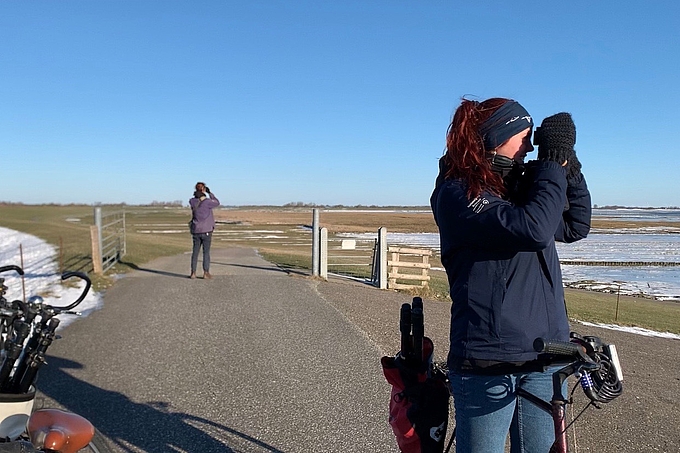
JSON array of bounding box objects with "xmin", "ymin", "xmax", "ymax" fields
[{"xmin": 27, "ymin": 409, "xmax": 94, "ymax": 453}]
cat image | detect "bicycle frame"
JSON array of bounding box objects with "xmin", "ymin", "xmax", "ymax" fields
[
  {"xmin": 441, "ymin": 337, "xmax": 622, "ymax": 453},
  {"xmin": 515, "ymin": 364, "xmax": 574, "ymax": 453}
]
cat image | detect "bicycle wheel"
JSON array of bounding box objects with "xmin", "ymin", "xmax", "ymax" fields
[{"xmin": 76, "ymin": 429, "xmax": 115, "ymax": 453}]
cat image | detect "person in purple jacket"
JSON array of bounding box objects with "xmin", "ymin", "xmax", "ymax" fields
[
  {"xmin": 189, "ymin": 182, "xmax": 220, "ymax": 279},
  {"xmin": 430, "ymin": 97, "xmax": 591, "ymax": 452}
]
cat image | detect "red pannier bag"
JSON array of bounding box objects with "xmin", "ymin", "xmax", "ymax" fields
[{"xmin": 382, "ymin": 305, "xmax": 451, "ymax": 453}]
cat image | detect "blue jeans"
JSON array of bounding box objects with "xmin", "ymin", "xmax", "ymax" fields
[
  {"xmin": 449, "ymin": 366, "xmax": 567, "ymax": 453},
  {"xmin": 191, "ymin": 232, "xmax": 212, "ymax": 273}
]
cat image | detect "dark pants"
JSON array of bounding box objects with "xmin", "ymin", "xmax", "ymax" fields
[{"xmin": 191, "ymin": 232, "xmax": 212, "ymax": 273}]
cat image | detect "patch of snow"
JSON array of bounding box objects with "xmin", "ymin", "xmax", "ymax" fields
[
  {"xmin": 0, "ymin": 227, "xmax": 102, "ymax": 330},
  {"xmin": 578, "ymin": 321, "xmax": 680, "ymax": 340}
]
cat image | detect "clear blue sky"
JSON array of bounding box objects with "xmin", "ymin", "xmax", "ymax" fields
[{"xmin": 1, "ymin": 1, "xmax": 678, "ymax": 207}]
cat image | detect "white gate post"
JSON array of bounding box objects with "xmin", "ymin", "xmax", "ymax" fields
[
  {"xmin": 122, "ymin": 209, "xmax": 127, "ymax": 256},
  {"xmin": 94, "ymin": 206, "xmax": 103, "ymax": 272},
  {"xmin": 378, "ymin": 227, "xmax": 388, "ymax": 289},
  {"xmin": 320, "ymin": 227, "xmax": 328, "ymax": 280},
  {"xmin": 312, "ymin": 208, "xmax": 320, "ymax": 276}
]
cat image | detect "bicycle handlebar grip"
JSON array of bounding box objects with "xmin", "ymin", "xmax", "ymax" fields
[
  {"xmin": 0, "ymin": 265, "xmax": 24, "ymax": 276},
  {"xmin": 400, "ymin": 303, "xmax": 412, "ymax": 335},
  {"xmin": 411, "ymin": 298, "xmax": 424, "ymax": 364},
  {"xmin": 533, "ymin": 338, "xmax": 583, "ymax": 357},
  {"xmin": 411, "ymin": 297, "xmax": 424, "ymax": 333},
  {"xmin": 399, "ymin": 303, "xmax": 412, "ymax": 357}
]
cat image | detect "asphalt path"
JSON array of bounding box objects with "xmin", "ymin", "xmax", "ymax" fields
[{"xmin": 35, "ymin": 247, "xmax": 679, "ymax": 452}]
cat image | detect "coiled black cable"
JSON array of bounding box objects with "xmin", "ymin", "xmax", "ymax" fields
[{"xmin": 590, "ymin": 352, "xmax": 623, "ymax": 403}]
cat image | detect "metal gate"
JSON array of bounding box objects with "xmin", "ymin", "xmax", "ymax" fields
[
  {"xmin": 318, "ymin": 227, "xmax": 388, "ymax": 288},
  {"xmin": 92, "ymin": 206, "xmax": 126, "ymax": 273}
]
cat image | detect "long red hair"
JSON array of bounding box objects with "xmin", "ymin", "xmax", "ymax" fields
[{"xmin": 443, "ymin": 97, "xmax": 511, "ymax": 199}]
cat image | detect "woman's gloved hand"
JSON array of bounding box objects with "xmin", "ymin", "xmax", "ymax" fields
[{"xmin": 536, "ymin": 112, "xmax": 582, "ymax": 179}]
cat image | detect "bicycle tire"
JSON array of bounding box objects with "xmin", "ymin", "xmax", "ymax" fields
[{"xmin": 76, "ymin": 428, "xmax": 115, "ymax": 453}]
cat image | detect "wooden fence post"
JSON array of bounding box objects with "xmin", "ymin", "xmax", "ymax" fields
[{"xmin": 90, "ymin": 225, "xmax": 103, "ymax": 274}]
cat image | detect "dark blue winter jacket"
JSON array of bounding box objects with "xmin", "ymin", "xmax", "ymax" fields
[{"xmin": 430, "ymin": 161, "xmax": 591, "ymax": 365}]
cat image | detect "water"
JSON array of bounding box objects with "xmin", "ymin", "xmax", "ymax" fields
[
  {"xmin": 341, "ymin": 209, "xmax": 680, "ymax": 301},
  {"xmin": 592, "ymin": 207, "xmax": 680, "ymax": 224}
]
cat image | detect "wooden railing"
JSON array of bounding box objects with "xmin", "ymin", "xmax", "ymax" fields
[{"xmin": 387, "ymin": 246, "xmax": 431, "ymax": 290}]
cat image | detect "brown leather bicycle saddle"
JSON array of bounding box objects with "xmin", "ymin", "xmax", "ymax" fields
[{"xmin": 27, "ymin": 409, "xmax": 95, "ymax": 453}]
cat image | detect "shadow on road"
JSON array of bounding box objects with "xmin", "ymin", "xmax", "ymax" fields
[
  {"xmin": 36, "ymin": 356, "xmax": 287, "ymax": 453},
  {"xmin": 118, "ymin": 259, "xmax": 297, "ymax": 278},
  {"xmin": 117, "ymin": 260, "xmax": 188, "ymax": 279},
  {"xmin": 209, "ymin": 261, "xmax": 292, "ymax": 274}
]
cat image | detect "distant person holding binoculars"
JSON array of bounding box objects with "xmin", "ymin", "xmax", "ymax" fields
[{"xmin": 189, "ymin": 182, "xmax": 220, "ymax": 279}]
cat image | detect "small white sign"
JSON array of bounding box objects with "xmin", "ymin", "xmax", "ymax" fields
[{"xmin": 341, "ymin": 239, "xmax": 356, "ymax": 250}]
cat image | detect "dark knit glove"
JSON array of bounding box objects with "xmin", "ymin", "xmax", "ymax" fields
[{"xmin": 536, "ymin": 112, "xmax": 582, "ymax": 179}]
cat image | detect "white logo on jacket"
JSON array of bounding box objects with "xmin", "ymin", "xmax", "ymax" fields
[
  {"xmin": 468, "ymin": 197, "xmax": 489, "ymax": 214},
  {"xmin": 430, "ymin": 421, "xmax": 446, "ymax": 441}
]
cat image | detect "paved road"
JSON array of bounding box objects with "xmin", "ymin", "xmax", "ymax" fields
[{"xmin": 35, "ymin": 247, "xmax": 679, "ymax": 452}]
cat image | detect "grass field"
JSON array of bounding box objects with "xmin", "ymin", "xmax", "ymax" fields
[{"xmin": 2, "ymin": 203, "xmax": 679, "ymax": 334}]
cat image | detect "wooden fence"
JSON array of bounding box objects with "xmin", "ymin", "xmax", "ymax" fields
[{"xmin": 387, "ymin": 246, "xmax": 431, "ymax": 290}]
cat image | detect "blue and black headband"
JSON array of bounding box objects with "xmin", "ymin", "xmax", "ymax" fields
[{"xmin": 478, "ymin": 101, "xmax": 533, "ymax": 151}]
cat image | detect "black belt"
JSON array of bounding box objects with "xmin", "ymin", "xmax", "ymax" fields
[{"xmin": 449, "ymin": 357, "xmax": 548, "ymax": 376}]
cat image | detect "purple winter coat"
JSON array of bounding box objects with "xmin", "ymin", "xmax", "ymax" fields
[{"xmin": 189, "ymin": 193, "xmax": 220, "ymax": 234}]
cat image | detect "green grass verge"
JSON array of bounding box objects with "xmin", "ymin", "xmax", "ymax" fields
[
  {"xmin": 564, "ymin": 288, "xmax": 680, "ymax": 333},
  {"xmin": 429, "ymin": 273, "xmax": 680, "ymax": 334},
  {"xmin": 258, "ymin": 251, "xmax": 312, "ymax": 272}
]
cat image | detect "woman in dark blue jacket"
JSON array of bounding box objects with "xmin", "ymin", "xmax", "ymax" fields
[{"xmin": 430, "ymin": 98, "xmax": 591, "ymax": 452}]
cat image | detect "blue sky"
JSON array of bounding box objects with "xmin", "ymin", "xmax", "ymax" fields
[{"xmin": 1, "ymin": 1, "xmax": 678, "ymax": 207}]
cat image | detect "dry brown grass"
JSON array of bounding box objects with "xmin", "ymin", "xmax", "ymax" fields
[
  {"xmin": 218, "ymin": 208, "xmax": 680, "ymax": 232},
  {"xmin": 217, "ymin": 208, "xmax": 438, "ymax": 233}
]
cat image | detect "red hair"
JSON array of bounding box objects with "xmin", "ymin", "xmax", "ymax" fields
[{"xmin": 443, "ymin": 97, "xmax": 511, "ymax": 199}]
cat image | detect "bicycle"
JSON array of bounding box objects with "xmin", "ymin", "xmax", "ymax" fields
[
  {"xmin": 0, "ymin": 264, "xmax": 113, "ymax": 453},
  {"xmin": 384, "ymin": 297, "xmax": 624, "ymax": 453},
  {"xmin": 527, "ymin": 333, "xmax": 624, "ymax": 453}
]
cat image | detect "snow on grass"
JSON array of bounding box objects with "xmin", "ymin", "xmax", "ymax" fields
[
  {"xmin": 578, "ymin": 321, "xmax": 680, "ymax": 340},
  {"xmin": 0, "ymin": 227, "xmax": 102, "ymax": 330}
]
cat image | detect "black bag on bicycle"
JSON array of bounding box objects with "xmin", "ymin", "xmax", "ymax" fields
[{"xmin": 381, "ymin": 298, "xmax": 450, "ymax": 453}]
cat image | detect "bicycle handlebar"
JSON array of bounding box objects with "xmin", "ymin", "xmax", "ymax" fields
[
  {"xmin": 399, "ymin": 303, "xmax": 412, "ymax": 359},
  {"xmin": 0, "ymin": 265, "xmax": 93, "ymax": 396},
  {"xmin": 0, "ymin": 265, "xmax": 91, "ymax": 311},
  {"xmin": 0, "ymin": 265, "xmax": 24, "ymax": 276},
  {"xmin": 57, "ymin": 271, "xmax": 92, "ymax": 311},
  {"xmin": 534, "ymin": 335, "xmax": 624, "ymax": 406},
  {"xmin": 533, "ymin": 337, "xmax": 594, "ymax": 362}
]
